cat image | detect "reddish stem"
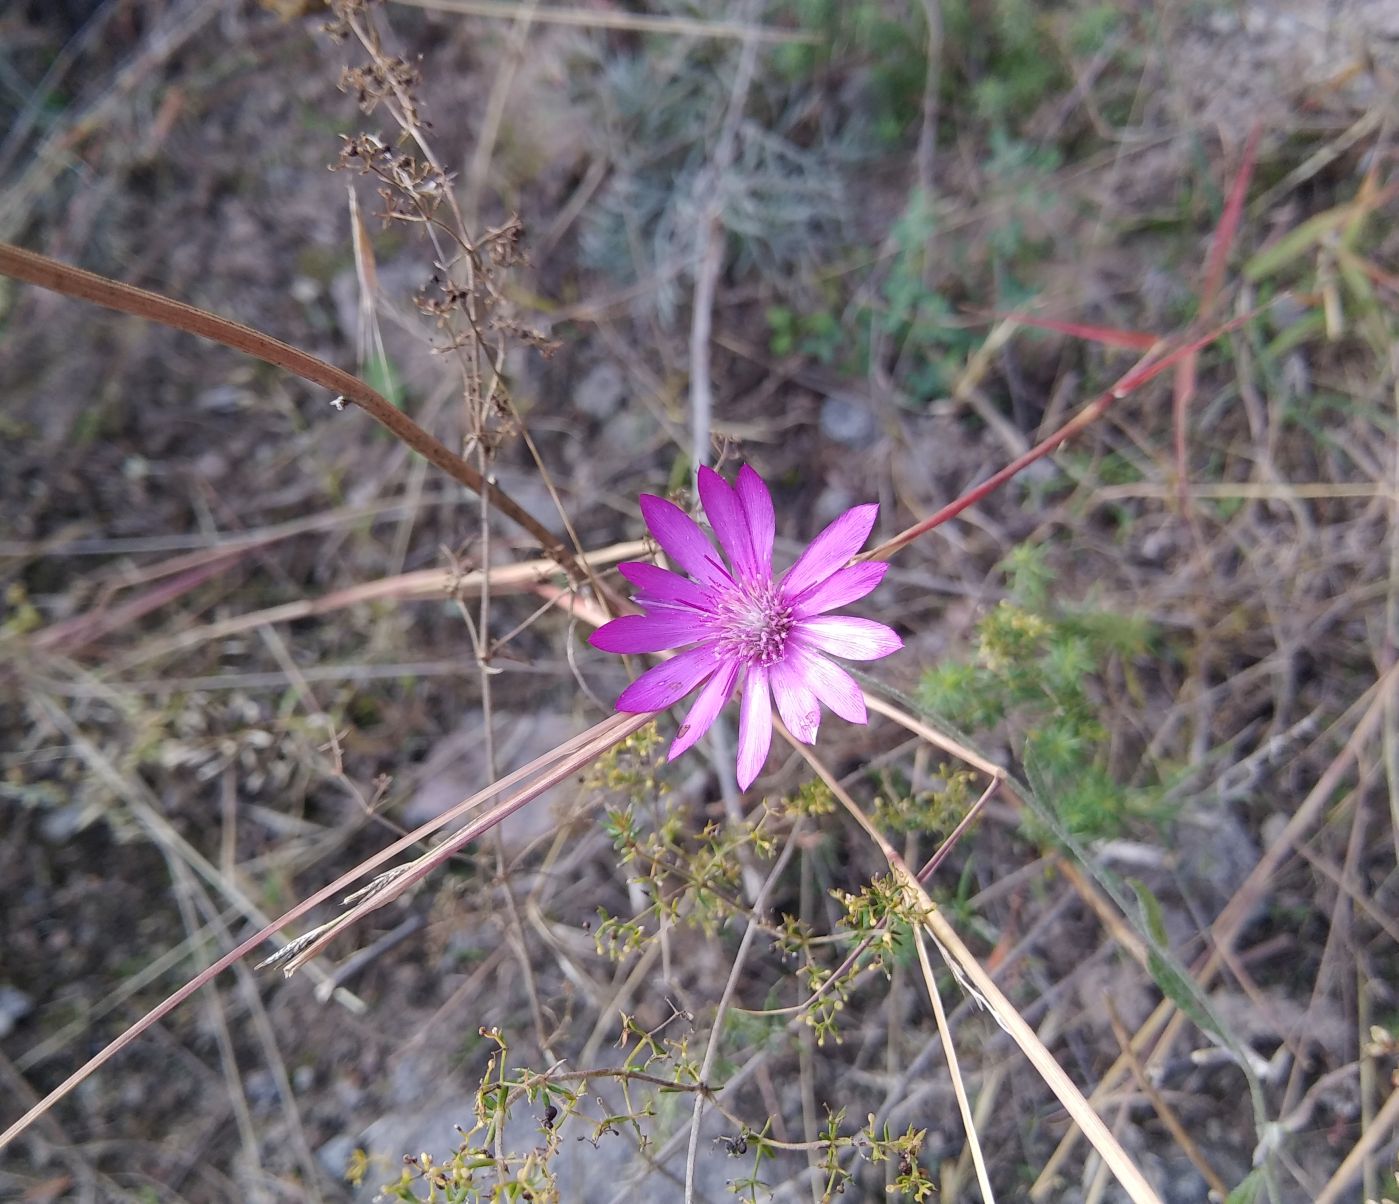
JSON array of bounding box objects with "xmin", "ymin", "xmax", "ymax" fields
[{"xmin": 862, "ymin": 305, "xmax": 1272, "ymax": 563}]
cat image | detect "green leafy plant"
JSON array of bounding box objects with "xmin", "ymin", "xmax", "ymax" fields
[
  {"xmin": 772, "ymin": 0, "xmax": 930, "ymax": 145},
  {"xmin": 920, "ymin": 544, "xmax": 1159, "ymax": 838}
]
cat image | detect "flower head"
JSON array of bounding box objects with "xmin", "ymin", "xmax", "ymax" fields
[{"xmin": 590, "ymin": 465, "xmax": 902, "ymax": 789}]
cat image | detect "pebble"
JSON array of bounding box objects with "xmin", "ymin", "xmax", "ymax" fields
[
  {"xmin": 819, "ymin": 393, "xmax": 877, "ymax": 448},
  {"xmin": 574, "ymin": 361, "xmax": 626, "ymax": 420},
  {"xmin": 39, "ymin": 803, "xmax": 92, "ymax": 843},
  {"xmin": 0, "ymin": 985, "xmax": 34, "ymax": 1039},
  {"xmin": 317, "ymin": 1133, "xmax": 358, "ymax": 1179}
]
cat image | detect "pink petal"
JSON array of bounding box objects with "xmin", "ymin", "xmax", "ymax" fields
[
  {"xmin": 735, "ymin": 664, "xmax": 773, "ymax": 790},
  {"xmin": 639, "ymin": 494, "xmax": 728, "ymax": 588},
  {"xmin": 794, "ymin": 616, "xmax": 902, "ymax": 662},
  {"xmin": 667, "ymin": 660, "xmax": 740, "ymax": 760},
  {"xmin": 698, "ymin": 466, "xmax": 758, "ymax": 581},
  {"xmin": 590, "ymin": 613, "xmax": 710, "ymax": 654},
  {"xmin": 787, "ymin": 645, "xmax": 866, "ymax": 724},
  {"xmin": 616, "ymin": 645, "xmax": 723, "ymax": 712},
  {"xmin": 790, "ymin": 562, "xmax": 889, "ymax": 618},
  {"xmin": 780, "ymin": 504, "xmax": 878, "ymax": 600},
  {"xmin": 769, "ymin": 657, "xmax": 821, "ymax": 744},
  {"xmin": 735, "ymin": 465, "xmax": 775, "ymax": 578},
  {"xmin": 617, "ymin": 561, "xmax": 713, "ymax": 611}
]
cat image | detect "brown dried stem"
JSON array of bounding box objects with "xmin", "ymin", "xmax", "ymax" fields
[
  {"xmin": 0, "ymin": 710, "xmax": 651, "ymax": 1153},
  {"xmin": 0, "ymin": 241, "xmax": 589, "ymax": 583}
]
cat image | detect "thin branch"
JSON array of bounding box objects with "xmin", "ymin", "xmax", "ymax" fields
[
  {"xmin": 683, "ymin": 823, "xmax": 804, "ymax": 1202},
  {"xmin": 0, "ymin": 710, "xmax": 650, "ymax": 1153},
  {"xmin": 689, "ymin": 22, "xmax": 760, "ymax": 478},
  {"xmin": 390, "ymin": 0, "xmax": 819, "ymax": 43},
  {"xmin": 861, "ymin": 304, "xmax": 1279, "ymax": 564},
  {"xmin": 274, "ymin": 711, "xmax": 655, "ymax": 976},
  {"xmin": 1313, "ymin": 1081, "xmax": 1399, "ymax": 1204},
  {"xmin": 0, "ymin": 241, "xmax": 589, "ymax": 582},
  {"xmin": 784, "ymin": 732, "xmax": 1165, "ymax": 1204},
  {"xmin": 913, "ymin": 925, "xmax": 995, "ymax": 1203},
  {"xmin": 1104, "ymin": 999, "xmax": 1229, "ymax": 1199}
]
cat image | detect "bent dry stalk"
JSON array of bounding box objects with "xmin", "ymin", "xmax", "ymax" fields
[
  {"xmin": 0, "ymin": 710, "xmax": 653, "ymax": 1154},
  {"xmin": 0, "ymin": 241, "xmax": 590, "ymax": 587},
  {"xmin": 271, "ymin": 710, "xmax": 656, "ymax": 976}
]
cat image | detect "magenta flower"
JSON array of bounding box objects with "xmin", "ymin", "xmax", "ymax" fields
[{"xmin": 590, "ymin": 465, "xmax": 902, "ymax": 789}]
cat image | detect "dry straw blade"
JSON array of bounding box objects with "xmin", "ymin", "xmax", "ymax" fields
[
  {"xmin": 913, "ymin": 926, "xmax": 997, "ymax": 1203},
  {"xmin": 112, "ymin": 539, "xmax": 647, "ymax": 667},
  {"xmin": 0, "ymin": 709, "xmax": 654, "ymax": 1154},
  {"xmin": 272, "ymin": 710, "xmax": 655, "ymax": 976},
  {"xmin": 390, "ymin": 0, "xmax": 820, "ymax": 43},
  {"xmin": 787, "ymin": 728, "xmax": 1165, "ymax": 1204}
]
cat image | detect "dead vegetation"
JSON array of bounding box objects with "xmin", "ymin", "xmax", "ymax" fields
[{"xmin": 2, "ymin": 1, "xmax": 1399, "ymax": 1202}]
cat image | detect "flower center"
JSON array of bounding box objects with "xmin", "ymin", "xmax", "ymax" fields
[{"xmin": 715, "ymin": 579, "xmax": 794, "ymax": 666}]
